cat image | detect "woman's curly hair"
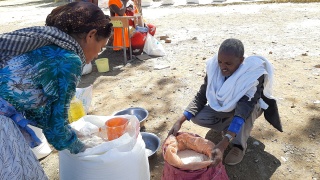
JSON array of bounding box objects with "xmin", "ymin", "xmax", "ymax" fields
[{"xmin": 46, "ymin": 2, "xmax": 113, "ymax": 39}]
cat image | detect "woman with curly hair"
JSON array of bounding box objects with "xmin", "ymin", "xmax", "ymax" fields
[{"xmin": 0, "ymin": 2, "xmax": 112, "ymax": 179}]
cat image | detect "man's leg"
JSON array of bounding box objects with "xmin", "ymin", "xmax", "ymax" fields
[
  {"xmin": 225, "ymin": 104, "xmax": 263, "ymax": 165},
  {"xmin": 191, "ymin": 105, "xmax": 234, "ymax": 133}
]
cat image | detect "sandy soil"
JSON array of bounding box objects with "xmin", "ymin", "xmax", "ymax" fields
[{"xmin": 1, "ymin": 0, "xmax": 320, "ymax": 179}]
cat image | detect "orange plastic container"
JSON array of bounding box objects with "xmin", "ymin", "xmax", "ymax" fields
[{"xmin": 105, "ymin": 117, "xmax": 129, "ymax": 141}]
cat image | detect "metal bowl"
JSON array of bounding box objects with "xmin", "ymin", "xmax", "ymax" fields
[
  {"xmin": 141, "ymin": 132, "xmax": 160, "ymax": 158},
  {"xmin": 113, "ymin": 107, "xmax": 148, "ymax": 127}
]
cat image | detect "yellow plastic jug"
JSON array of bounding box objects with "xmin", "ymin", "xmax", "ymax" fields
[{"xmin": 68, "ymin": 97, "xmax": 86, "ymax": 123}]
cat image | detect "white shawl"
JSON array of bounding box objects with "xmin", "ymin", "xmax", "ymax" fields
[{"xmin": 206, "ymin": 55, "xmax": 274, "ymax": 112}]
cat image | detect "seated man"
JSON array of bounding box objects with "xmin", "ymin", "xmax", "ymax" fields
[{"xmin": 168, "ymin": 38, "xmax": 281, "ymax": 166}]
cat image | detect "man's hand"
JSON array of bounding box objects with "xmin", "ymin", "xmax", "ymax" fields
[
  {"xmin": 168, "ymin": 121, "xmax": 182, "ymax": 136},
  {"xmin": 210, "ymin": 145, "xmax": 224, "ymax": 167},
  {"xmin": 210, "ymin": 133, "xmax": 232, "ymax": 166},
  {"xmin": 167, "ymin": 115, "xmax": 187, "ymax": 137}
]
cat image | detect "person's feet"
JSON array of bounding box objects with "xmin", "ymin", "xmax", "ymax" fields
[{"xmin": 224, "ymin": 146, "xmax": 245, "ymax": 165}]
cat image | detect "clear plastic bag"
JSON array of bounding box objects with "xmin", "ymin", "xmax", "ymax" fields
[{"xmin": 75, "ymin": 85, "xmax": 93, "ymax": 114}]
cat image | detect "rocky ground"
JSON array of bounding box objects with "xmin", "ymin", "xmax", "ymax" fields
[{"xmin": 1, "ymin": 0, "xmax": 320, "ymax": 179}]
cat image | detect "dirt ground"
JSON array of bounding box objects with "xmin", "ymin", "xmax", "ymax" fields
[{"xmin": 1, "ymin": 0, "xmax": 320, "ymax": 179}]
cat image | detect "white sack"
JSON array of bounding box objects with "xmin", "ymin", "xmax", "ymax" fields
[{"xmin": 59, "ymin": 115, "xmax": 150, "ymax": 180}]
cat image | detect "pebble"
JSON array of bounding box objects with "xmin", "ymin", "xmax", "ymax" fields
[
  {"xmin": 253, "ymin": 141, "xmax": 260, "ymax": 146},
  {"xmin": 281, "ymin": 156, "xmax": 288, "ymax": 162},
  {"xmin": 154, "ymin": 65, "xmax": 170, "ymax": 70},
  {"xmin": 314, "ymin": 100, "xmax": 320, "ymax": 104}
]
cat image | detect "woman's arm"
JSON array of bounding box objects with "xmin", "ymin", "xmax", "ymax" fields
[{"xmin": 39, "ymin": 46, "xmax": 85, "ymax": 154}]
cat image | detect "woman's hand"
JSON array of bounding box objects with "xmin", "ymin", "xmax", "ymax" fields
[{"xmin": 80, "ymin": 144, "xmax": 93, "ymax": 153}]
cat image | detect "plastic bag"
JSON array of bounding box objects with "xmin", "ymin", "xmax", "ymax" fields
[
  {"xmin": 82, "ymin": 62, "xmax": 92, "ymax": 75},
  {"xmin": 71, "ymin": 118, "xmax": 99, "ymax": 137},
  {"xmin": 75, "ymin": 85, "xmax": 93, "ymax": 114},
  {"xmin": 143, "ymin": 33, "xmax": 166, "ymax": 56}
]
